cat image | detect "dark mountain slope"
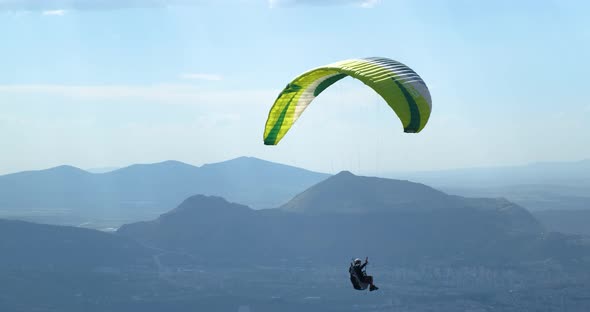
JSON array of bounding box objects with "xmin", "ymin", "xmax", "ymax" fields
[
  {"xmin": 0, "ymin": 219, "xmax": 155, "ymax": 270},
  {"xmin": 117, "ymin": 173, "xmax": 585, "ymax": 268}
]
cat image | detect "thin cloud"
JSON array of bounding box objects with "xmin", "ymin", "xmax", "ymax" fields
[
  {"xmin": 42, "ymin": 9, "xmax": 66, "ymax": 15},
  {"xmin": 0, "ymin": 1, "xmax": 381, "ymax": 11},
  {"xmin": 0, "ymin": 0, "xmax": 196, "ymax": 11},
  {"xmin": 360, "ymin": 0, "xmax": 380, "ymax": 8},
  {"xmin": 268, "ymin": 0, "xmax": 381, "ymax": 8},
  {"xmin": 180, "ymin": 73, "xmax": 223, "ymax": 81}
]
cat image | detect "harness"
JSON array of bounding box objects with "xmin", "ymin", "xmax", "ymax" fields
[{"xmin": 349, "ymin": 262, "xmax": 368, "ymax": 290}]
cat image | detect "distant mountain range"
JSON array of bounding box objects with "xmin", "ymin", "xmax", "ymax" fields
[
  {"xmin": 119, "ymin": 172, "xmax": 590, "ymax": 268},
  {"xmin": 383, "ymin": 159, "xmax": 590, "ymax": 211},
  {"xmin": 388, "ymin": 159, "xmax": 590, "ymax": 187},
  {"xmin": 85, "ymin": 166, "xmax": 120, "ymax": 174},
  {"xmin": 0, "ymin": 157, "xmax": 329, "ymax": 226},
  {"xmin": 2, "ymin": 157, "xmax": 588, "ymax": 232}
]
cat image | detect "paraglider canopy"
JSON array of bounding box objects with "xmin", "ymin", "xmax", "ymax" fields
[{"xmin": 263, "ymin": 57, "xmax": 432, "ymax": 145}]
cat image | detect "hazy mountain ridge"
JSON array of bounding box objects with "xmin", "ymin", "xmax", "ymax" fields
[
  {"xmin": 116, "ymin": 172, "xmax": 587, "ymax": 268},
  {"xmin": 390, "ymin": 159, "xmax": 590, "ymax": 187},
  {"xmin": 0, "ymin": 157, "xmax": 329, "ymax": 226},
  {"xmin": 385, "ymin": 159, "xmax": 590, "ymax": 212}
]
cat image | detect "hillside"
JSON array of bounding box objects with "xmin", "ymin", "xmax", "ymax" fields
[
  {"xmin": 0, "ymin": 219, "xmax": 155, "ymax": 270},
  {"xmin": 116, "ymin": 173, "xmax": 586, "ymax": 268}
]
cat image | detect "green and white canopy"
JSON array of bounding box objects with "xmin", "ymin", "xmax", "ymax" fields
[{"xmin": 263, "ymin": 57, "xmax": 432, "ymax": 145}]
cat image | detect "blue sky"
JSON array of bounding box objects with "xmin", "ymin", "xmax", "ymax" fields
[{"xmin": 1, "ymin": 0, "xmax": 589, "ymax": 174}]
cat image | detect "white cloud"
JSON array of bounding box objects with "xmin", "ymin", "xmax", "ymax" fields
[
  {"xmin": 1, "ymin": 0, "xmax": 381, "ymax": 11},
  {"xmin": 42, "ymin": 9, "xmax": 66, "ymax": 15},
  {"xmin": 268, "ymin": 0, "xmax": 381, "ymax": 8},
  {"xmin": 180, "ymin": 73, "xmax": 223, "ymax": 81},
  {"xmin": 0, "ymin": 0, "xmax": 195, "ymax": 11},
  {"xmin": 360, "ymin": 0, "xmax": 380, "ymax": 8}
]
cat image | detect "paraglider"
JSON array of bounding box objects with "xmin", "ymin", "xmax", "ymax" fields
[
  {"xmin": 263, "ymin": 57, "xmax": 432, "ymax": 145},
  {"xmin": 262, "ymin": 57, "xmax": 431, "ymax": 291},
  {"xmin": 349, "ymin": 257, "xmax": 379, "ymax": 291}
]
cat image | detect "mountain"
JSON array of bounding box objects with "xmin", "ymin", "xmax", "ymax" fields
[
  {"xmin": 0, "ymin": 157, "xmax": 329, "ymax": 226},
  {"xmin": 0, "ymin": 218, "xmax": 155, "ymax": 270},
  {"xmin": 281, "ymin": 171, "xmax": 462, "ymax": 214},
  {"xmin": 532, "ymin": 209, "xmax": 590, "ymax": 235},
  {"xmin": 118, "ymin": 195, "xmax": 263, "ymax": 265},
  {"xmin": 440, "ymin": 184, "xmax": 590, "ymax": 211},
  {"xmin": 118, "ymin": 172, "xmax": 589, "ymax": 268},
  {"xmin": 6, "ymin": 174, "xmax": 590, "ymax": 312},
  {"xmin": 282, "ymin": 171, "xmax": 542, "ymax": 234},
  {"xmin": 85, "ymin": 166, "xmax": 120, "ymax": 173},
  {"xmin": 390, "ymin": 159, "xmax": 590, "ymax": 187},
  {"xmin": 384, "ymin": 159, "xmax": 590, "ymax": 211}
]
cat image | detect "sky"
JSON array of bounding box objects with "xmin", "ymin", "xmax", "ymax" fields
[{"xmin": 1, "ymin": 0, "xmax": 589, "ymax": 175}]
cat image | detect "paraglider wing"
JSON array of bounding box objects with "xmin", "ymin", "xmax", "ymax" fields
[{"xmin": 263, "ymin": 57, "xmax": 432, "ymax": 145}]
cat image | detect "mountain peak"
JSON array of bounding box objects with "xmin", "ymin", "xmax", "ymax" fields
[
  {"xmin": 202, "ymin": 156, "xmax": 287, "ymax": 168},
  {"xmin": 138, "ymin": 160, "xmax": 195, "ymax": 168},
  {"xmin": 173, "ymin": 194, "xmax": 242, "ymax": 212},
  {"xmin": 111, "ymin": 160, "xmax": 197, "ymax": 175},
  {"xmin": 160, "ymin": 194, "xmax": 253, "ymax": 221},
  {"xmin": 158, "ymin": 160, "xmax": 192, "ymax": 166},
  {"xmin": 4, "ymin": 165, "xmax": 90, "ymax": 178},
  {"xmin": 46, "ymin": 165, "xmax": 87, "ymax": 173},
  {"xmin": 334, "ymin": 170, "xmax": 355, "ymax": 177},
  {"xmin": 281, "ymin": 172, "xmax": 451, "ymax": 214}
]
